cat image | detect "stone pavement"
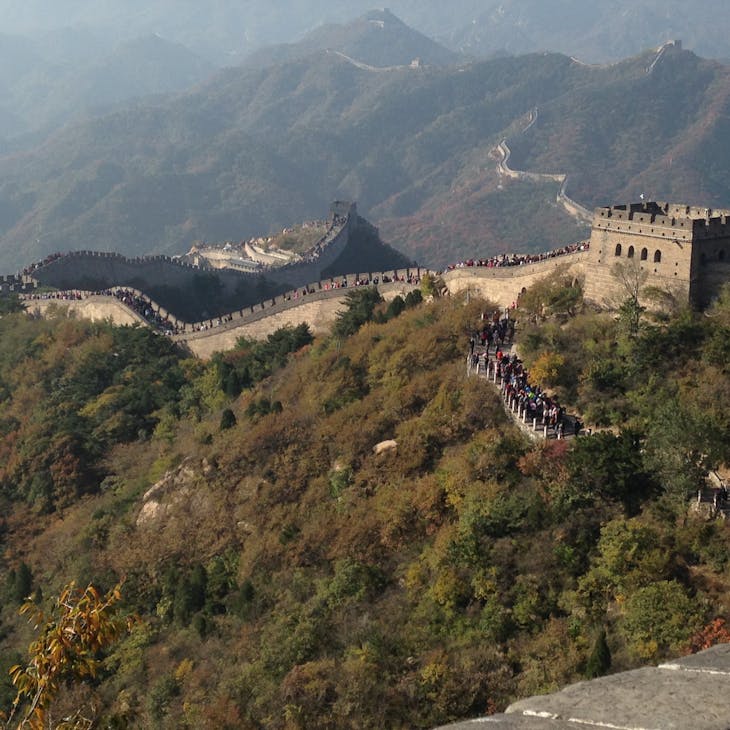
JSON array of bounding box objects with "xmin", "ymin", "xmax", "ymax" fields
[
  {"xmin": 435, "ymin": 643, "xmax": 730, "ymax": 729},
  {"xmin": 467, "ymin": 340, "xmax": 580, "ymax": 442}
]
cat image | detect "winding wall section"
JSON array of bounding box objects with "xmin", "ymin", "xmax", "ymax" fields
[{"xmin": 26, "ymin": 202, "xmax": 357, "ymax": 296}]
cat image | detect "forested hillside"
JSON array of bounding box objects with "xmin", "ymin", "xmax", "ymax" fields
[{"xmin": 1, "ymin": 281, "xmax": 730, "ymax": 728}]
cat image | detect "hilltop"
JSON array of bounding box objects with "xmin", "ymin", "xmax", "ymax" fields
[
  {"xmin": 245, "ymin": 8, "xmax": 460, "ymax": 69},
  {"xmin": 445, "ymin": 0, "xmax": 730, "ymax": 63},
  {"xmin": 0, "ymin": 40, "xmax": 728, "ymax": 270}
]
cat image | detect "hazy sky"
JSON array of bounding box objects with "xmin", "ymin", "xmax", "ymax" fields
[
  {"xmin": 0, "ymin": 1, "xmax": 727, "ymax": 66},
  {"xmin": 0, "ymin": 0, "xmax": 730, "ymax": 65}
]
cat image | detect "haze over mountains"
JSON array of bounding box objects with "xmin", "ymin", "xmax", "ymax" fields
[
  {"xmin": 0, "ymin": 33, "xmax": 214, "ymax": 145},
  {"xmin": 1, "ymin": 0, "xmax": 729, "ymax": 146},
  {"xmin": 244, "ymin": 9, "xmax": 460, "ymax": 70},
  {"xmin": 2, "ymin": 0, "xmax": 730, "ymax": 64},
  {"xmin": 0, "ymin": 4, "xmax": 729, "ymax": 271}
]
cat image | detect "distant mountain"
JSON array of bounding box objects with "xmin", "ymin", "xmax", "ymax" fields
[
  {"xmin": 0, "ymin": 31, "xmax": 216, "ymax": 144},
  {"xmin": 1, "ymin": 42, "xmax": 729, "ymax": 271},
  {"xmin": 1, "ymin": 1, "xmax": 730, "ymax": 67},
  {"xmin": 246, "ymin": 9, "xmax": 460, "ymax": 69},
  {"xmin": 446, "ymin": 0, "xmax": 730, "ymax": 63},
  {"xmin": 65, "ymin": 35, "xmax": 215, "ymax": 110}
]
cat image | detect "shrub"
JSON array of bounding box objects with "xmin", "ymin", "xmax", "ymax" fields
[{"xmin": 220, "ymin": 408, "xmax": 236, "ymax": 430}]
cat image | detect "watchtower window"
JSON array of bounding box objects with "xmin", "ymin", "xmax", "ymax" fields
[
  {"xmin": 654, "ymin": 250, "xmax": 662, "ymax": 263},
  {"xmin": 720, "ymin": 250, "xmax": 726, "ymax": 262},
  {"xmin": 614, "ymin": 243, "xmax": 622, "ymax": 256},
  {"xmin": 640, "ymin": 248, "xmax": 648, "ymax": 261},
  {"xmin": 627, "ymin": 246, "xmax": 635, "ymax": 259}
]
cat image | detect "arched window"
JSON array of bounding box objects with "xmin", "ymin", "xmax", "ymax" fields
[
  {"xmin": 701, "ymin": 253, "xmax": 707, "ymax": 265},
  {"xmin": 720, "ymin": 250, "xmax": 726, "ymax": 262},
  {"xmin": 654, "ymin": 250, "xmax": 662, "ymax": 263},
  {"xmin": 627, "ymin": 246, "xmax": 635, "ymax": 259},
  {"xmin": 640, "ymin": 248, "xmax": 648, "ymax": 261},
  {"xmin": 614, "ymin": 243, "xmax": 622, "ymax": 256}
]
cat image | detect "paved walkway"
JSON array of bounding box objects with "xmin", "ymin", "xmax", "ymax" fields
[
  {"xmin": 466, "ymin": 338, "xmax": 581, "ymax": 442},
  {"xmin": 435, "ymin": 643, "xmax": 730, "ymax": 729}
]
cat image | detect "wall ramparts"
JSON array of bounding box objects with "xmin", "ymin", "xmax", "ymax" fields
[
  {"xmin": 0, "ymin": 274, "xmax": 36, "ymax": 294},
  {"xmin": 174, "ymin": 277, "xmax": 420, "ymax": 358},
  {"xmin": 22, "ymin": 268, "xmax": 423, "ymax": 358},
  {"xmin": 27, "ymin": 202, "xmax": 357, "ymax": 298},
  {"xmin": 443, "ymin": 251, "xmax": 589, "ymax": 307},
  {"xmin": 24, "ymin": 294, "xmax": 149, "ymax": 327},
  {"xmin": 177, "ymin": 268, "xmax": 423, "ymax": 335}
]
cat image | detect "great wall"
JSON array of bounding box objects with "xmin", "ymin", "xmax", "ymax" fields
[
  {"xmin": 6, "ymin": 199, "xmax": 730, "ymax": 359},
  {"xmin": 494, "ymin": 111, "xmax": 593, "ymax": 226}
]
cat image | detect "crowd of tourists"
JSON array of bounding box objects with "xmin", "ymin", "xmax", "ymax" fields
[
  {"xmin": 22, "ymin": 286, "xmax": 181, "ymax": 335},
  {"xmin": 110, "ymin": 289, "xmax": 181, "ymax": 335},
  {"xmin": 468, "ymin": 310, "xmax": 581, "ymax": 439},
  {"xmin": 21, "ymin": 252, "xmax": 65, "ymax": 276},
  {"xmin": 23, "ymin": 290, "xmax": 84, "ymax": 301},
  {"xmin": 445, "ymin": 240, "xmax": 589, "ymax": 271}
]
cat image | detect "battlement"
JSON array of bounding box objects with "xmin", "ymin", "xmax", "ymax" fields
[{"xmin": 594, "ymin": 202, "xmax": 730, "ymax": 241}]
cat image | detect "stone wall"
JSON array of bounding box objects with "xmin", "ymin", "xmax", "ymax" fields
[
  {"xmin": 28, "ymin": 202, "xmax": 357, "ymax": 299},
  {"xmin": 19, "ymin": 200, "xmax": 730, "ymax": 358},
  {"xmin": 22, "ymin": 271, "xmax": 422, "ymax": 358},
  {"xmin": 442, "ymin": 253, "xmax": 589, "ymax": 308},
  {"xmin": 0, "ymin": 274, "xmax": 36, "ymax": 294},
  {"xmin": 174, "ymin": 275, "xmax": 420, "ymax": 358},
  {"xmin": 263, "ymin": 205, "xmax": 356, "ymax": 289},
  {"xmin": 24, "ymin": 294, "xmax": 148, "ymax": 327},
  {"xmin": 585, "ymin": 202, "xmax": 730, "ymax": 307}
]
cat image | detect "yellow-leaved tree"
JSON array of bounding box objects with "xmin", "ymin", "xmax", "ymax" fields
[{"xmin": 3, "ymin": 581, "xmax": 134, "ymax": 730}]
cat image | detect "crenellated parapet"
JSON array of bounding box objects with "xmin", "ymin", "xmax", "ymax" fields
[
  {"xmin": 0, "ymin": 273, "xmax": 38, "ymax": 295},
  {"xmin": 24, "ymin": 202, "xmax": 359, "ymax": 300},
  {"xmin": 20, "ymin": 268, "xmax": 425, "ymax": 357},
  {"xmin": 593, "ymin": 202, "xmax": 730, "ymax": 242},
  {"xmin": 16, "ymin": 199, "xmax": 730, "ymax": 355},
  {"xmin": 587, "ymin": 201, "xmax": 730, "ymax": 307}
]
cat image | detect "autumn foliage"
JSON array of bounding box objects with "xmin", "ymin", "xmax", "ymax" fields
[{"xmin": 4, "ymin": 582, "xmax": 133, "ymax": 730}]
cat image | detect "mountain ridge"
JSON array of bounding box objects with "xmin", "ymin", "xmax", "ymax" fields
[
  {"xmin": 0, "ymin": 41, "xmax": 728, "ymax": 271},
  {"xmin": 244, "ymin": 8, "xmax": 461, "ymax": 69}
]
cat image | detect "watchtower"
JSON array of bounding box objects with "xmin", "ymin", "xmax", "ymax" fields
[{"xmin": 583, "ymin": 201, "xmax": 730, "ymax": 307}]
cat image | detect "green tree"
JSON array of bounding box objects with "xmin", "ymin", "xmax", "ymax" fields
[
  {"xmin": 220, "ymin": 408, "xmax": 236, "ymax": 431},
  {"xmin": 385, "ymin": 295, "xmax": 406, "ymax": 320},
  {"xmin": 420, "ymin": 272, "xmax": 445, "ymax": 299},
  {"xmin": 519, "ymin": 269, "xmax": 583, "ymax": 321},
  {"xmin": 642, "ymin": 393, "xmax": 718, "ymax": 507},
  {"xmin": 11, "ymin": 564, "xmax": 33, "ymax": 606},
  {"xmin": 332, "ymin": 288, "xmax": 384, "ymax": 339},
  {"xmin": 404, "ymin": 289, "xmax": 423, "ymax": 308},
  {"xmin": 585, "ymin": 629, "xmax": 611, "ymax": 678},
  {"xmin": 0, "ymin": 296, "xmax": 24, "ymax": 316},
  {"xmin": 562, "ymin": 432, "xmax": 654, "ymax": 515},
  {"xmin": 620, "ymin": 581, "xmax": 704, "ymax": 661}
]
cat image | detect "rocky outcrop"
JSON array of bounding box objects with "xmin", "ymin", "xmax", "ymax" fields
[{"xmin": 137, "ymin": 458, "xmax": 216, "ymax": 526}]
